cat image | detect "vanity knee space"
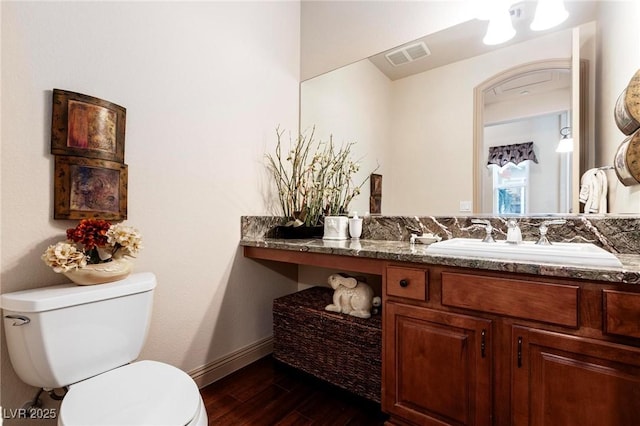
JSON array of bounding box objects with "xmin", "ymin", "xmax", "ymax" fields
[{"xmin": 273, "ymin": 286, "xmax": 382, "ymax": 403}]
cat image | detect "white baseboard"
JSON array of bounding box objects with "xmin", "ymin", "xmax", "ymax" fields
[{"xmin": 188, "ymin": 336, "xmax": 273, "ymax": 388}]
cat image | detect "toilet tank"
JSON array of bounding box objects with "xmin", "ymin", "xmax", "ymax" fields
[{"xmin": 1, "ymin": 272, "xmax": 156, "ymax": 389}]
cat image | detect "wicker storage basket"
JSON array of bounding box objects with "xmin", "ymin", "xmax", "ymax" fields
[{"xmin": 273, "ymin": 286, "xmax": 382, "ymax": 402}]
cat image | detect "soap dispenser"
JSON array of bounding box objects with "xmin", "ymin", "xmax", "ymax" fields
[
  {"xmin": 506, "ymin": 219, "xmax": 522, "ymax": 244},
  {"xmin": 348, "ymin": 212, "xmax": 363, "ymax": 239}
]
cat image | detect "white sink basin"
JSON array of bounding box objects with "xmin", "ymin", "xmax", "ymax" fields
[{"xmin": 425, "ymin": 238, "xmax": 623, "ymax": 269}]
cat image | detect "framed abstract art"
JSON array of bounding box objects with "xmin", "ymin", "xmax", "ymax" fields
[
  {"xmin": 51, "ymin": 89, "xmax": 126, "ymax": 163},
  {"xmin": 54, "ymin": 156, "xmax": 128, "ymax": 220}
]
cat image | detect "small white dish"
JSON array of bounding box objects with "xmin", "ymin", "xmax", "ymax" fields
[{"xmin": 415, "ymin": 234, "xmax": 442, "ymax": 244}]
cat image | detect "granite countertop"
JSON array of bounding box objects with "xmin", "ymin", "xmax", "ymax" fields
[{"xmin": 240, "ymin": 237, "xmax": 640, "ymax": 285}]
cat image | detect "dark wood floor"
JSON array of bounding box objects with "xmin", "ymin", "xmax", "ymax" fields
[{"xmin": 200, "ymin": 355, "xmax": 388, "ymax": 425}]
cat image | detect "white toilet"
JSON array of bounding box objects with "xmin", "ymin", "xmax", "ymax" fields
[{"xmin": 1, "ymin": 272, "xmax": 208, "ymax": 425}]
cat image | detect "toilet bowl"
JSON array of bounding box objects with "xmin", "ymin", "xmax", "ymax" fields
[
  {"xmin": 1, "ymin": 273, "xmax": 208, "ymax": 426},
  {"xmin": 58, "ymin": 361, "xmax": 207, "ymax": 426}
]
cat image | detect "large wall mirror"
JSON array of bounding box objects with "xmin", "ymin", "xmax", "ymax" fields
[{"xmin": 301, "ymin": 1, "xmax": 639, "ymax": 216}]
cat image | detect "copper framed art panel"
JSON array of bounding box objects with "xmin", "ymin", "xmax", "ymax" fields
[
  {"xmin": 54, "ymin": 156, "xmax": 128, "ymax": 220},
  {"xmin": 370, "ymin": 173, "xmax": 382, "ymax": 214},
  {"xmin": 51, "ymin": 89, "xmax": 126, "ymax": 163}
]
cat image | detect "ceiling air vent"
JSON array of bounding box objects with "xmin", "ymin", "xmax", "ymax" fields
[{"xmin": 385, "ymin": 41, "xmax": 431, "ymax": 67}]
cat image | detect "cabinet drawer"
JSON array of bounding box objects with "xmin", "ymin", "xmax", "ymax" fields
[
  {"xmin": 441, "ymin": 272, "xmax": 579, "ymax": 327},
  {"xmin": 386, "ymin": 266, "xmax": 428, "ymax": 301},
  {"xmin": 603, "ymin": 290, "xmax": 640, "ymax": 338}
]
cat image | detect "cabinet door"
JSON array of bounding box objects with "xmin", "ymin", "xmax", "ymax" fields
[
  {"xmin": 383, "ymin": 301, "xmax": 492, "ymax": 426},
  {"xmin": 512, "ymin": 326, "xmax": 640, "ymax": 426}
]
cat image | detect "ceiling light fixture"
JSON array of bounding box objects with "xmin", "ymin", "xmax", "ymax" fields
[
  {"xmin": 530, "ymin": 0, "xmax": 569, "ymax": 31},
  {"xmin": 483, "ymin": 3, "xmax": 516, "ymax": 46},
  {"xmin": 556, "ymin": 126, "xmax": 573, "ymax": 153},
  {"xmin": 480, "ymin": 0, "xmax": 570, "ymax": 46}
]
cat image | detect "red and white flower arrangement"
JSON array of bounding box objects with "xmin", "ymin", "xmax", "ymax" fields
[{"xmin": 42, "ymin": 219, "xmax": 142, "ymax": 273}]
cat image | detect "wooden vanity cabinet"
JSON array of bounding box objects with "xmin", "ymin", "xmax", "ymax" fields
[
  {"xmin": 383, "ymin": 264, "xmax": 640, "ymax": 426},
  {"xmin": 383, "ymin": 301, "xmax": 492, "ymax": 425},
  {"xmin": 511, "ymin": 326, "xmax": 640, "ymax": 426},
  {"xmin": 383, "ymin": 266, "xmax": 492, "ymax": 425}
]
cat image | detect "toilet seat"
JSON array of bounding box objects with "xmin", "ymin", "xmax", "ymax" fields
[{"xmin": 58, "ymin": 360, "xmax": 205, "ymax": 426}]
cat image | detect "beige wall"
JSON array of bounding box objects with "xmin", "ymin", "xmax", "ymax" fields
[
  {"xmin": 1, "ymin": 1, "xmax": 299, "ymax": 420},
  {"xmin": 300, "ymin": 59, "xmax": 391, "ymax": 216}
]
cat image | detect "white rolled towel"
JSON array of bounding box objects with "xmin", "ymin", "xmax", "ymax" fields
[
  {"xmin": 596, "ymin": 169, "xmax": 608, "ymax": 214},
  {"xmin": 579, "ymin": 168, "xmax": 608, "ymax": 213}
]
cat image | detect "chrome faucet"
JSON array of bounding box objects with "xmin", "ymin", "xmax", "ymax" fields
[
  {"xmin": 471, "ymin": 219, "xmax": 495, "ymax": 243},
  {"xmin": 506, "ymin": 219, "xmax": 522, "ymax": 244},
  {"xmin": 536, "ymin": 219, "xmax": 567, "ymax": 245}
]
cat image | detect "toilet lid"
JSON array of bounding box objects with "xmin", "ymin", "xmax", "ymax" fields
[{"xmin": 59, "ymin": 360, "xmax": 200, "ymax": 426}]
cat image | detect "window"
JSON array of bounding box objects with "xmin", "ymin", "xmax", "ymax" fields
[{"xmin": 492, "ymin": 161, "xmax": 530, "ymax": 214}]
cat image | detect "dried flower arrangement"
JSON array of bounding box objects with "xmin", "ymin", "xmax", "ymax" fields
[
  {"xmin": 266, "ymin": 126, "xmax": 376, "ymax": 227},
  {"xmin": 42, "ymin": 219, "xmax": 142, "ymax": 273}
]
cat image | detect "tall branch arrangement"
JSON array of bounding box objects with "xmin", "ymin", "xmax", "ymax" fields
[{"xmin": 266, "ymin": 126, "xmax": 375, "ymax": 227}]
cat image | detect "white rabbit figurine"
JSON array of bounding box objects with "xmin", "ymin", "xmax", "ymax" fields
[
  {"xmin": 325, "ymin": 273, "xmax": 375, "ymax": 319},
  {"xmin": 371, "ymin": 296, "xmax": 382, "ymax": 315}
]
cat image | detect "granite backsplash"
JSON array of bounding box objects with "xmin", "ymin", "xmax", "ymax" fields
[{"xmin": 241, "ymin": 215, "xmax": 640, "ymax": 255}]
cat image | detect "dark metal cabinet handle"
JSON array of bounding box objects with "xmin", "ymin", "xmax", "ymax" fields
[
  {"xmin": 399, "ymin": 279, "xmax": 409, "ymax": 288},
  {"xmin": 517, "ymin": 336, "xmax": 523, "ymax": 368},
  {"xmin": 481, "ymin": 329, "xmax": 486, "ymax": 358}
]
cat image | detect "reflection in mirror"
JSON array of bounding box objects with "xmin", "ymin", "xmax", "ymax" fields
[
  {"xmin": 478, "ymin": 62, "xmax": 572, "ymax": 214},
  {"xmin": 301, "ymin": 1, "xmax": 639, "ymax": 216},
  {"xmin": 301, "ymin": 28, "xmax": 575, "ymax": 216}
]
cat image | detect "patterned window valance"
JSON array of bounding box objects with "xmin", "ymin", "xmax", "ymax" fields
[{"xmin": 487, "ymin": 141, "xmax": 539, "ymax": 167}]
